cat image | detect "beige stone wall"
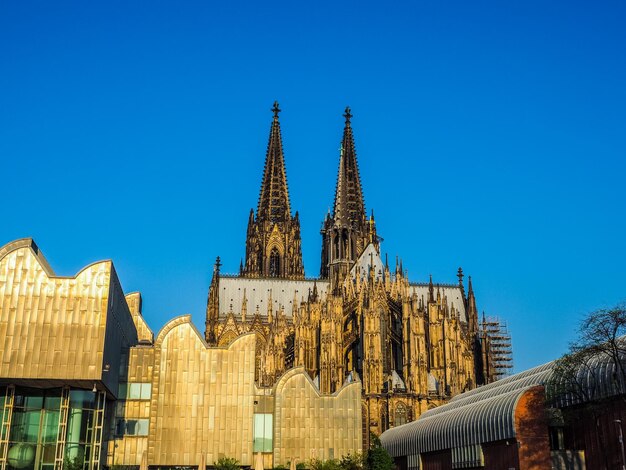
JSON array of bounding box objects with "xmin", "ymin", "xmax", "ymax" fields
[
  {"xmin": 149, "ymin": 318, "xmax": 257, "ymax": 467},
  {"xmin": 125, "ymin": 292, "xmax": 154, "ymax": 343},
  {"xmin": 112, "ymin": 322, "xmax": 363, "ymax": 468},
  {"xmin": 274, "ymin": 368, "xmax": 362, "ymax": 465},
  {"xmin": 0, "ymin": 239, "xmax": 136, "ymax": 391}
]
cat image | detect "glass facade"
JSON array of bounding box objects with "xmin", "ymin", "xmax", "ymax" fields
[{"xmin": 0, "ymin": 387, "xmax": 105, "ymax": 470}]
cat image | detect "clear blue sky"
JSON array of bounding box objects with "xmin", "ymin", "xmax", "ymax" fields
[{"xmin": 1, "ymin": 1, "xmax": 624, "ymax": 372}]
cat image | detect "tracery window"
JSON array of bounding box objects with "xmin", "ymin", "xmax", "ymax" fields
[
  {"xmin": 394, "ymin": 402, "xmax": 408, "ymax": 426},
  {"xmin": 269, "ymin": 247, "xmax": 280, "ymax": 277}
]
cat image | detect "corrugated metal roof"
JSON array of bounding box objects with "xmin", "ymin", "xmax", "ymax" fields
[
  {"xmin": 381, "ymin": 339, "xmax": 626, "ymax": 458},
  {"xmin": 381, "ymin": 385, "xmax": 532, "ymax": 457},
  {"xmin": 550, "ymin": 339, "xmax": 626, "ymax": 407}
]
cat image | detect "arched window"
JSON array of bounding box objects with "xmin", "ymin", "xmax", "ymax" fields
[
  {"xmin": 394, "ymin": 402, "xmax": 408, "ymax": 427},
  {"xmin": 342, "ymin": 229, "xmax": 349, "ymax": 259},
  {"xmin": 380, "ymin": 407, "xmax": 389, "ymax": 433},
  {"xmin": 269, "ymin": 247, "xmax": 280, "ymax": 277}
]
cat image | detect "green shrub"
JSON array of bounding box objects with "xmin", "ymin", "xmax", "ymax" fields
[
  {"xmin": 309, "ymin": 458, "xmax": 341, "ymax": 470},
  {"xmin": 365, "ymin": 434, "xmax": 393, "ymax": 470},
  {"xmin": 215, "ymin": 456, "xmax": 240, "ymax": 470},
  {"xmin": 339, "ymin": 453, "xmax": 364, "ymax": 470}
]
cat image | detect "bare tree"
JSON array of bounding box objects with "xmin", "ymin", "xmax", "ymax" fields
[
  {"xmin": 547, "ymin": 302, "xmax": 626, "ymax": 406},
  {"xmin": 546, "ymin": 302, "xmax": 626, "ymax": 470}
]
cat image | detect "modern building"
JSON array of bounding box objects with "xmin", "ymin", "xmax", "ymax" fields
[
  {"xmin": 205, "ymin": 103, "xmax": 504, "ymax": 443},
  {"xmin": 380, "ymin": 343, "xmax": 626, "ymax": 470},
  {"xmin": 0, "ymin": 238, "xmax": 362, "ymax": 470}
]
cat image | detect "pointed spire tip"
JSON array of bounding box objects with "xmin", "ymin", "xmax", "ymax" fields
[
  {"xmin": 343, "ymin": 106, "xmax": 352, "ymax": 125},
  {"xmin": 272, "ymin": 101, "xmax": 281, "ymax": 119}
]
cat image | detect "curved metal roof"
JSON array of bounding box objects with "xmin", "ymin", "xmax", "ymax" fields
[
  {"xmin": 381, "ymin": 383, "xmax": 539, "ymax": 457},
  {"xmin": 381, "ymin": 340, "xmax": 626, "ymax": 458}
]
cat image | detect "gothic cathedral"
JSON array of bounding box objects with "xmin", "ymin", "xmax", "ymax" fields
[{"xmin": 205, "ymin": 103, "xmax": 496, "ymax": 443}]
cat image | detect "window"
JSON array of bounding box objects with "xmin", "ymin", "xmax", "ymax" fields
[
  {"xmin": 116, "ymin": 419, "xmax": 149, "ymax": 436},
  {"xmin": 394, "ymin": 402, "xmax": 408, "ymax": 427},
  {"xmin": 253, "ymin": 413, "xmax": 273, "ymax": 452},
  {"xmin": 118, "ymin": 383, "xmax": 151, "ymax": 400},
  {"xmin": 269, "ymin": 248, "xmax": 280, "ymax": 277}
]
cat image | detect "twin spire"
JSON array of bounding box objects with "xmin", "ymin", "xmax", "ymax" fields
[
  {"xmin": 256, "ymin": 103, "xmax": 367, "ymax": 227},
  {"xmin": 251, "ymin": 102, "xmax": 370, "ymax": 282}
]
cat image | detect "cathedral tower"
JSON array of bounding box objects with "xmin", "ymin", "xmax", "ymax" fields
[
  {"xmin": 320, "ymin": 107, "xmax": 377, "ymax": 289},
  {"xmin": 243, "ymin": 102, "xmax": 304, "ymax": 279}
]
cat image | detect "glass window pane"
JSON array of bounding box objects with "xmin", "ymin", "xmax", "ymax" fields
[
  {"xmin": 126, "ymin": 420, "xmax": 137, "ymax": 436},
  {"xmin": 69, "ymin": 391, "xmax": 95, "ymax": 409},
  {"xmin": 43, "ymin": 395, "xmax": 61, "ymax": 411},
  {"xmin": 253, "ymin": 414, "xmax": 264, "ymax": 452},
  {"xmin": 116, "ymin": 419, "xmax": 125, "ymax": 436},
  {"xmin": 23, "ymin": 395, "xmax": 43, "ymax": 410},
  {"xmin": 263, "ymin": 414, "xmax": 273, "ymax": 452},
  {"xmin": 140, "ymin": 383, "xmax": 151, "ymax": 400},
  {"xmin": 41, "ymin": 443, "xmax": 56, "ymax": 465},
  {"xmin": 41, "ymin": 410, "xmax": 60, "ymax": 443},
  {"xmin": 128, "ymin": 384, "xmax": 142, "ymax": 400},
  {"xmin": 9, "ymin": 410, "xmax": 41, "ymax": 443},
  {"xmin": 118, "ymin": 383, "xmax": 127, "ymax": 400},
  {"xmin": 136, "ymin": 419, "xmax": 149, "ymax": 436}
]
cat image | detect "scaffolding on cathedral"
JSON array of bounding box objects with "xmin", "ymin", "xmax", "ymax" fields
[{"xmin": 482, "ymin": 315, "xmax": 514, "ymax": 379}]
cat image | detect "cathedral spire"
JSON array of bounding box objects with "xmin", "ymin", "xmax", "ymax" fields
[
  {"xmin": 243, "ymin": 103, "xmax": 304, "ymax": 279},
  {"xmin": 320, "ymin": 107, "xmax": 376, "ymax": 282},
  {"xmin": 332, "ymin": 107, "xmax": 365, "ymax": 226},
  {"xmin": 257, "ymin": 101, "xmax": 291, "ymax": 223}
]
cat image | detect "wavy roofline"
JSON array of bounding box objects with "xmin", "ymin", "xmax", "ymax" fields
[{"xmin": 0, "ymin": 237, "xmax": 112, "ymax": 279}]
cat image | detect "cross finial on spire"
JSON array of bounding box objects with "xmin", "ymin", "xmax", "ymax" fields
[
  {"xmin": 272, "ymin": 101, "xmax": 281, "ymax": 120},
  {"xmin": 343, "ymin": 106, "xmax": 352, "ymax": 125}
]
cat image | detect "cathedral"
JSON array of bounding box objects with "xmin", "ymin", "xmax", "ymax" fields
[{"xmin": 205, "ymin": 102, "xmax": 497, "ymax": 443}]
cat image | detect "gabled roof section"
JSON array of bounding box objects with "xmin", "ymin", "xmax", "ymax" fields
[
  {"xmin": 0, "ymin": 238, "xmax": 54, "ymax": 276},
  {"xmin": 350, "ymin": 243, "xmax": 384, "ymax": 281},
  {"xmin": 257, "ymin": 101, "xmax": 292, "ymax": 223},
  {"xmin": 218, "ymin": 275, "xmax": 329, "ymax": 318},
  {"xmin": 333, "ymin": 107, "xmax": 366, "ymax": 226}
]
